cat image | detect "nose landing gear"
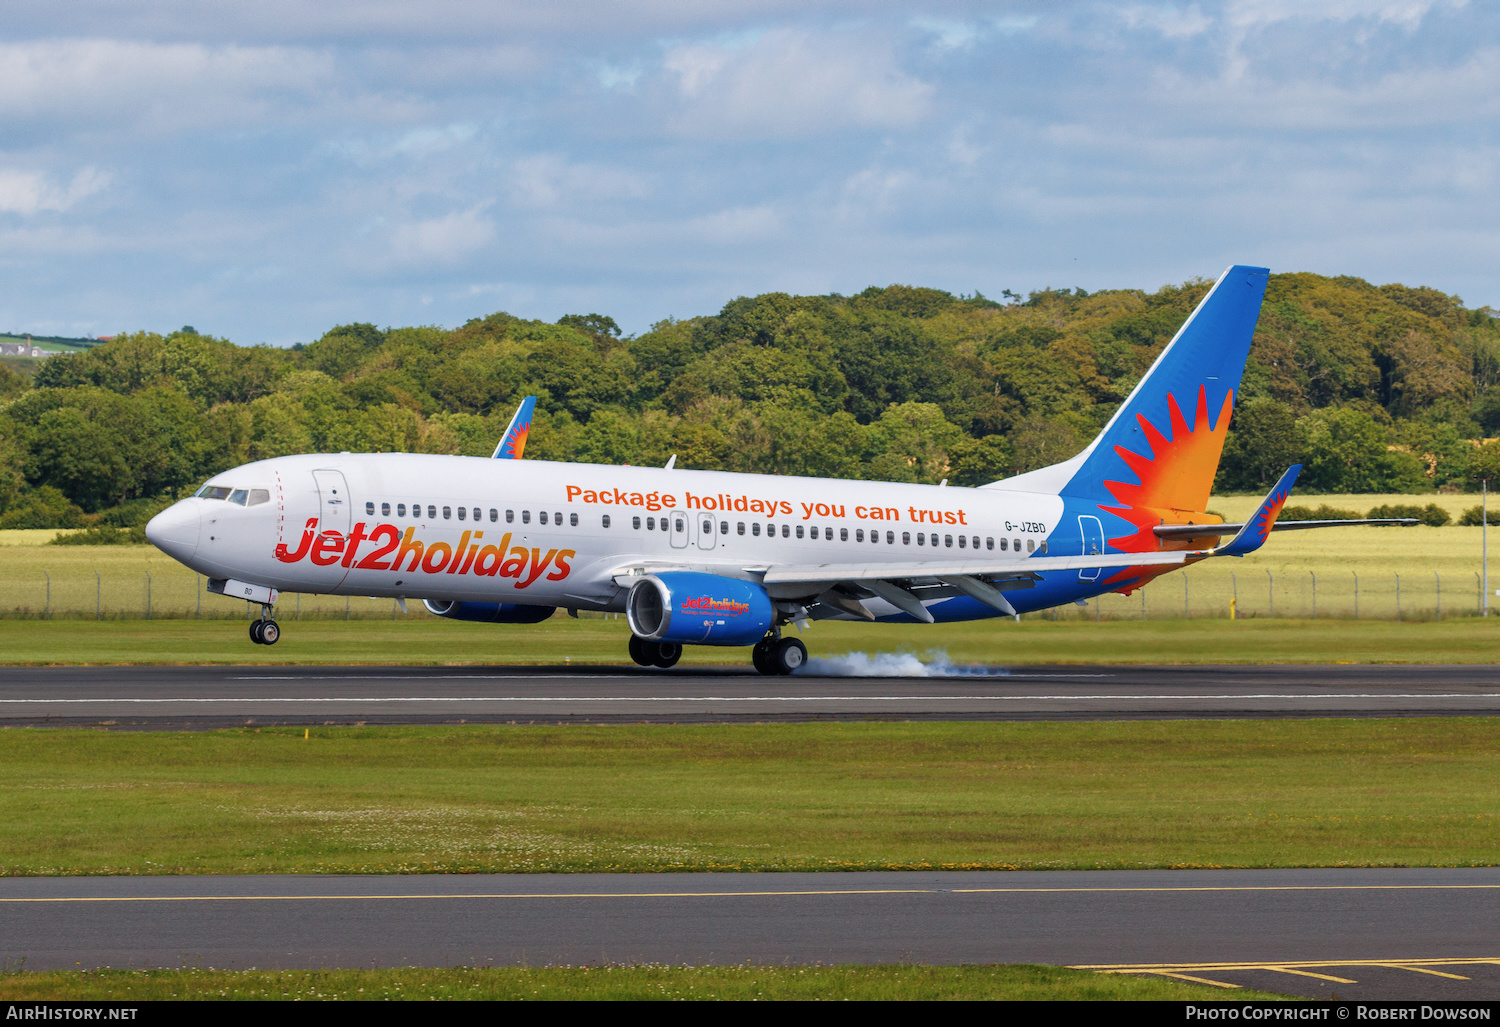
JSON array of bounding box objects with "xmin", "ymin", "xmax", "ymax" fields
[{"xmin": 249, "ymin": 605, "xmax": 280, "ymax": 645}]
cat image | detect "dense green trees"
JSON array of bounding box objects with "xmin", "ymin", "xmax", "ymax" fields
[{"xmin": 1, "ymin": 272, "xmax": 1497, "ymax": 529}]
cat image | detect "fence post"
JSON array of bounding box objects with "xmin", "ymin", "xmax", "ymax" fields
[
  {"xmin": 145, "ymin": 573, "xmax": 151, "ymax": 621},
  {"xmin": 296, "ymin": 593, "xmax": 301, "ymax": 621},
  {"xmin": 1140, "ymin": 588, "xmax": 1145, "ymax": 620},
  {"xmin": 1267, "ymin": 570, "xmax": 1274, "ymax": 618},
  {"xmin": 95, "ymin": 571, "xmax": 100, "ymax": 621},
  {"xmin": 1395, "ymin": 573, "xmax": 1401, "ymax": 621},
  {"xmin": 1311, "ymin": 572, "xmax": 1317, "ymax": 619},
  {"xmin": 196, "ymin": 574, "xmax": 201, "ymax": 619},
  {"xmin": 1354, "ymin": 572, "xmax": 1359, "ymax": 620},
  {"xmin": 1184, "ymin": 572, "xmax": 1189, "ymax": 620},
  {"xmin": 1231, "ymin": 572, "xmax": 1238, "ymax": 620},
  {"xmin": 345, "ymin": 597, "xmax": 350, "ymax": 621},
  {"xmin": 44, "ymin": 571, "xmax": 50, "ymax": 621},
  {"xmin": 1436, "ymin": 572, "xmax": 1441, "ymax": 622}
]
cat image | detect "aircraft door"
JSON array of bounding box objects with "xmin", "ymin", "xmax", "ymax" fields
[
  {"xmin": 304, "ymin": 469, "xmax": 353, "ymax": 590},
  {"xmin": 696, "ymin": 513, "xmax": 717, "ymax": 550},
  {"xmin": 1077, "ymin": 514, "xmax": 1104, "ymax": 582},
  {"xmin": 669, "ymin": 510, "xmax": 690, "ymax": 549}
]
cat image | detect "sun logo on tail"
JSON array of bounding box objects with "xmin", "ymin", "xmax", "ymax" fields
[{"xmin": 1100, "ymin": 384, "xmax": 1234, "ymax": 555}]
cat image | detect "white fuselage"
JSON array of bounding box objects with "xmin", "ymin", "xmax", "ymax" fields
[{"xmin": 147, "ymin": 453, "xmax": 1064, "ymax": 615}]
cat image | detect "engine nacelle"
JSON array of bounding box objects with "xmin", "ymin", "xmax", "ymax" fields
[
  {"xmin": 422, "ymin": 599, "xmax": 556, "ymax": 623},
  {"xmin": 625, "ymin": 572, "xmax": 774, "ymax": 646}
]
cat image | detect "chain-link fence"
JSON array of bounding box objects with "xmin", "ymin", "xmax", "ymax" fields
[
  {"xmin": 1040, "ymin": 566, "xmax": 1490, "ymax": 621},
  {"xmin": 2, "ymin": 564, "xmax": 1489, "ymax": 621}
]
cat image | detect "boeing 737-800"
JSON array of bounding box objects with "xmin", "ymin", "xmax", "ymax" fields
[{"xmin": 144, "ymin": 265, "xmax": 1404, "ymax": 673}]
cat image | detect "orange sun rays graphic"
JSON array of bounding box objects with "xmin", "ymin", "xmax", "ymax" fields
[{"xmin": 1097, "ymin": 385, "xmax": 1234, "ymax": 592}]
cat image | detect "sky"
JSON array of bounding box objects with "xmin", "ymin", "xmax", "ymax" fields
[{"xmin": 1, "ymin": 0, "xmax": 1496, "ymax": 344}]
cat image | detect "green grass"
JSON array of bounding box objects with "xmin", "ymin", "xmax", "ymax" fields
[
  {"xmin": 3, "ymin": 615, "xmax": 1500, "ymax": 665},
  {"xmin": 0, "ymin": 965, "xmax": 1289, "ymax": 1001},
  {"xmin": 4, "ymin": 721, "xmax": 1499, "ymax": 875}
]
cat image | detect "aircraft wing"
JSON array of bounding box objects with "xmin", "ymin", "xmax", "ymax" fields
[{"xmin": 757, "ymin": 547, "xmax": 1203, "ymax": 587}]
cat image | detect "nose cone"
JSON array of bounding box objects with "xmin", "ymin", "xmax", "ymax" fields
[{"xmin": 146, "ymin": 500, "xmax": 200, "ymax": 562}]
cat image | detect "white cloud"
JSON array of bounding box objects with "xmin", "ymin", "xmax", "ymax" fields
[
  {"xmin": 1225, "ymin": 0, "xmax": 1462, "ymax": 30},
  {"xmin": 388, "ymin": 206, "xmax": 495, "ymax": 265},
  {"xmin": 0, "ymin": 39, "xmax": 333, "ymax": 131},
  {"xmin": 685, "ymin": 204, "xmax": 782, "ymax": 243},
  {"xmin": 0, "ymin": 167, "xmax": 109, "ymax": 216},
  {"xmin": 660, "ymin": 28, "xmax": 934, "ymax": 139},
  {"xmin": 1121, "ymin": 5, "xmax": 1214, "ymax": 38},
  {"xmin": 507, "ymin": 155, "xmax": 651, "ymax": 210}
]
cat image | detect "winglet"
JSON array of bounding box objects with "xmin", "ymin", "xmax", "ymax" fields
[
  {"xmin": 1213, "ymin": 464, "xmax": 1301, "ymax": 557},
  {"xmin": 492, "ymin": 395, "xmax": 536, "ymax": 459}
]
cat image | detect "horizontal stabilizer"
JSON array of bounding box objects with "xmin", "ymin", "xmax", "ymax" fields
[{"xmin": 1211, "ymin": 465, "xmax": 1300, "ymax": 557}]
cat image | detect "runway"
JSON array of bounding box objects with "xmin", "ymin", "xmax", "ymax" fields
[
  {"xmin": 3, "ymin": 663, "xmax": 1500, "ymax": 727},
  {"xmin": 4, "ymin": 868, "xmax": 1500, "ymax": 999}
]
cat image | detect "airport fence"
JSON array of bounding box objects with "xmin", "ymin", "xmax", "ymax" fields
[{"xmin": 0, "ymin": 564, "xmax": 1490, "ymax": 621}]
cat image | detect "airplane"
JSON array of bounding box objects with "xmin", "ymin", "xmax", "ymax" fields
[{"xmin": 145, "ymin": 265, "xmax": 1412, "ymax": 673}]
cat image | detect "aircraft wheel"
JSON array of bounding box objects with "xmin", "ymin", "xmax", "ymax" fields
[
  {"xmin": 249, "ymin": 621, "xmax": 265, "ymax": 645},
  {"xmin": 751, "ymin": 640, "xmax": 775, "ymax": 675},
  {"xmin": 771, "ymin": 638, "xmax": 807, "ymax": 675},
  {"xmin": 260, "ymin": 620, "xmax": 280, "ymax": 645},
  {"xmin": 628, "ymin": 635, "xmax": 656, "ymax": 668},
  {"xmin": 653, "ymin": 641, "xmax": 682, "ymax": 669}
]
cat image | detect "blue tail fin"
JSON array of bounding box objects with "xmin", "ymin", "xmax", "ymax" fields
[
  {"xmin": 991, "ymin": 264, "xmax": 1269, "ymax": 518},
  {"xmin": 492, "ymin": 395, "xmax": 536, "ymax": 460}
]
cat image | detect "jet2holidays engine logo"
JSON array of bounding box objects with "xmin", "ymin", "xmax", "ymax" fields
[{"xmin": 275, "ymin": 519, "xmax": 574, "ymax": 589}]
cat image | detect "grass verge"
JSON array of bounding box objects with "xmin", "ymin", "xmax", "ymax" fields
[
  {"xmin": 2, "ymin": 616, "xmax": 1500, "ymax": 665},
  {"xmin": 4, "ymin": 721, "xmax": 1499, "ymax": 875},
  {"xmin": 0, "ymin": 965, "xmax": 1290, "ymax": 1001}
]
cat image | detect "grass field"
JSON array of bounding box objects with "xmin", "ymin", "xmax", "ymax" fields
[
  {"xmin": 2, "ymin": 615, "xmax": 1499, "ymax": 665},
  {"xmin": 0, "ymin": 965, "xmax": 1288, "ymax": 1001},
  {"xmin": 4, "ymin": 720, "xmax": 1498, "ymax": 876}
]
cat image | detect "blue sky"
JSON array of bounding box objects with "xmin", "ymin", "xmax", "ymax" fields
[{"xmin": 1, "ymin": 1, "xmax": 1495, "ymax": 343}]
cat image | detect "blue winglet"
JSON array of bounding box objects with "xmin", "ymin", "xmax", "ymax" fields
[
  {"xmin": 1215, "ymin": 464, "xmax": 1302, "ymax": 557},
  {"xmin": 492, "ymin": 395, "xmax": 536, "ymax": 459}
]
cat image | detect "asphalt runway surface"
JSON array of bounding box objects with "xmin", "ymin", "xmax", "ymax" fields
[
  {"xmin": 4, "ymin": 869, "xmax": 1500, "ymax": 999},
  {"xmin": 4, "ymin": 663, "xmax": 1500, "ymax": 727}
]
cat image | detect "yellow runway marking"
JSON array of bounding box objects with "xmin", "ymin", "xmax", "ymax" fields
[
  {"xmin": 1148, "ymin": 972, "xmax": 1242, "ymax": 989},
  {"xmin": 1263, "ymin": 967, "xmax": 1359, "ymax": 984},
  {"xmin": 1376, "ymin": 964, "xmax": 1471, "ymax": 980}
]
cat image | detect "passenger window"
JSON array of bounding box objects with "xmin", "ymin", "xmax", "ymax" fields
[
  {"xmin": 365, "ymin": 501, "xmax": 375, "ymax": 515},
  {"xmin": 570, "ymin": 512, "xmax": 578, "ymax": 526},
  {"xmin": 958, "ymin": 535, "xmax": 966, "ymax": 548},
  {"xmin": 1027, "ymin": 539, "xmax": 1035, "ymax": 553},
  {"xmin": 752, "ymin": 522, "xmax": 760, "ymax": 536},
  {"xmin": 840, "ymin": 528, "xmax": 848, "ymax": 541},
  {"xmin": 702, "ymin": 517, "xmax": 713, "ymax": 535},
  {"xmin": 856, "ymin": 529, "xmax": 864, "ymax": 542},
  {"xmin": 228, "ymin": 489, "xmax": 248, "ymax": 506},
  {"xmin": 490, "ymin": 509, "xmax": 498, "ymax": 522},
  {"xmin": 522, "ymin": 511, "xmax": 531, "ymax": 524},
  {"xmin": 782, "ymin": 525, "xmax": 790, "ymax": 538},
  {"xmin": 986, "ymin": 537, "xmax": 993, "ymax": 550},
  {"xmin": 554, "ymin": 511, "xmax": 561, "ymax": 524},
  {"xmin": 720, "ymin": 521, "xmax": 729, "ymax": 536},
  {"xmin": 398, "ymin": 504, "xmax": 406, "ymax": 517},
  {"xmin": 427, "ymin": 505, "xmax": 436, "ymax": 519},
  {"xmin": 1000, "ymin": 538, "xmax": 1008, "ymax": 551},
  {"xmin": 539, "ymin": 511, "xmax": 547, "ymax": 525},
  {"xmin": 809, "ymin": 526, "xmax": 818, "ymax": 540},
  {"xmin": 886, "ymin": 531, "xmax": 895, "ymax": 544},
  {"xmin": 506, "ymin": 510, "xmax": 514, "ymax": 523},
  {"xmin": 247, "ymin": 489, "xmax": 270, "ymax": 507},
  {"xmin": 945, "ymin": 535, "xmax": 953, "ymax": 548},
  {"xmin": 602, "ymin": 514, "xmax": 611, "ymax": 528},
  {"xmin": 904, "ymin": 532, "xmax": 913, "ymax": 545},
  {"xmin": 675, "ymin": 517, "xmax": 685, "ymax": 532},
  {"xmin": 633, "ymin": 516, "xmax": 641, "ymax": 530},
  {"xmin": 443, "ymin": 507, "xmax": 452, "ymax": 520},
  {"xmin": 646, "ymin": 516, "xmax": 655, "ymax": 531},
  {"xmin": 737, "ymin": 522, "xmax": 746, "ymax": 535},
  {"xmin": 458, "ymin": 507, "xmax": 467, "ymax": 521},
  {"xmin": 768, "ymin": 522, "xmax": 775, "ymax": 535},
  {"xmin": 972, "ymin": 536, "xmax": 979, "ymax": 549},
  {"xmin": 1040, "ymin": 541, "xmax": 1048, "ymax": 554},
  {"xmin": 381, "ymin": 502, "xmax": 391, "ymax": 516},
  {"xmin": 916, "ymin": 533, "xmax": 924, "ymax": 546}
]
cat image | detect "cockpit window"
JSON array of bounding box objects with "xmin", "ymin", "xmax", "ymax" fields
[
  {"xmin": 246, "ymin": 489, "xmax": 270, "ymax": 507},
  {"xmin": 228, "ymin": 489, "xmax": 248, "ymax": 506},
  {"xmin": 196, "ymin": 485, "xmax": 233, "ymax": 500}
]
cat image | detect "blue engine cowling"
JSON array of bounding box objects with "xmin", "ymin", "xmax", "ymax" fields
[
  {"xmin": 625, "ymin": 572, "xmax": 774, "ymax": 646},
  {"xmin": 422, "ymin": 599, "xmax": 556, "ymax": 623}
]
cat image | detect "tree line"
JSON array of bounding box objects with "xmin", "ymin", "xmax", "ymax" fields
[{"xmin": 2, "ymin": 272, "xmax": 1499, "ymax": 532}]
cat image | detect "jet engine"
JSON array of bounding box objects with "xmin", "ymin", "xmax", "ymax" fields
[
  {"xmin": 625, "ymin": 572, "xmax": 774, "ymax": 646},
  {"xmin": 421, "ymin": 599, "xmax": 556, "ymax": 623}
]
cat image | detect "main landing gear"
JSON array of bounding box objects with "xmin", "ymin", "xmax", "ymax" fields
[
  {"xmin": 629, "ymin": 635, "xmax": 682, "ymax": 669},
  {"xmin": 752, "ymin": 635, "xmax": 806, "ymax": 676},
  {"xmin": 249, "ymin": 605, "xmax": 280, "ymax": 646}
]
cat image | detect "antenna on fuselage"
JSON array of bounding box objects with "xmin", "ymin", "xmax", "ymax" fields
[{"xmin": 664, "ymin": 454, "xmax": 676, "ymax": 470}]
